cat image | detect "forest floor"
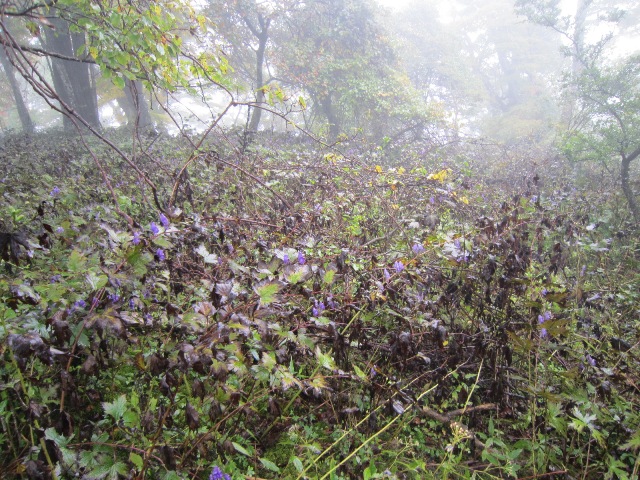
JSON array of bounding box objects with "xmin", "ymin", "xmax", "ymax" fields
[{"xmin": 1, "ymin": 130, "xmax": 639, "ymax": 479}]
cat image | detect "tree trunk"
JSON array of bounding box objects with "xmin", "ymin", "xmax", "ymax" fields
[
  {"xmin": 321, "ymin": 94, "xmax": 340, "ymax": 140},
  {"xmin": 560, "ymin": 0, "xmax": 591, "ymax": 129},
  {"xmin": 43, "ymin": 15, "xmax": 101, "ymax": 132},
  {"xmin": 621, "ymin": 147, "xmax": 640, "ymax": 224},
  {"xmin": 0, "ymin": 48, "xmax": 34, "ymax": 134},
  {"xmin": 123, "ymin": 79, "xmax": 153, "ymax": 130},
  {"xmin": 67, "ymin": 30, "xmax": 100, "ymax": 129},
  {"xmin": 247, "ymin": 15, "xmax": 270, "ymax": 136}
]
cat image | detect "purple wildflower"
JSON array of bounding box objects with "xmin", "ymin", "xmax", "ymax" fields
[
  {"xmin": 430, "ymin": 196, "xmax": 435, "ymax": 204},
  {"xmin": 283, "ymin": 253, "xmax": 290, "ymax": 265},
  {"xmin": 150, "ymin": 222, "xmax": 159, "ymax": 235},
  {"xmin": 327, "ymin": 296, "xmax": 337, "ymax": 309},
  {"xmin": 132, "ymin": 231, "xmax": 141, "ymax": 245},
  {"xmin": 108, "ymin": 293, "xmax": 120, "ymax": 303},
  {"xmin": 384, "ymin": 268, "xmax": 391, "ymax": 281},
  {"xmin": 412, "ymin": 243, "xmax": 425, "ymax": 255},
  {"xmin": 50, "ymin": 274, "xmax": 62, "ymax": 283},
  {"xmin": 91, "ymin": 297, "xmax": 99, "ymax": 309},
  {"xmin": 159, "ymin": 213, "xmax": 170, "ymax": 227},
  {"xmin": 457, "ymin": 252, "xmax": 470, "ymax": 263},
  {"xmin": 298, "ymin": 250, "xmax": 305, "ymax": 265},
  {"xmin": 56, "ymin": 226, "xmax": 64, "ymax": 234},
  {"xmin": 156, "ymin": 248, "xmax": 165, "ymax": 261},
  {"xmin": 50, "ymin": 186, "xmax": 60, "ymax": 197},
  {"xmin": 586, "ymin": 354, "xmax": 596, "ymax": 367},
  {"xmin": 209, "ymin": 465, "xmax": 231, "ymax": 480},
  {"xmin": 541, "ymin": 288, "xmax": 548, "ymax": 297},
  {"xmin": 129, "ymin": 298, "xmax": 136, "ymax": 310},
  {"xmin": 393, "ymin": 260, "xmax": 404, "ymax": 273},
  {"xmin": 313, "ymin": 300, "xmax": 326, "ymax": 317},
  {"xmin": 454, "ymin": 238, "xmax": 461, "ymax": 249},
  {"xmin": 74, "ymin": 299, "xmax": 87, "ymax": 309},
  {"xmin": 538, "ymin": 314, "xmax": 548, "ymax": 339}
]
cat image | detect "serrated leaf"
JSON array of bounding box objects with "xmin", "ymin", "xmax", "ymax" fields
[
  {"xmin": 256, "ymin": 282, "xmax": 281, "ymax": 305},
  {"xmin": 85, "ymin": 272, "xmax": 108, "ymax": 291},
  {"xmin": 68, "ymin": 250, "xmax": 86, "ymax": 272},
  {"xmin": 44, "ymin": 427, "xmax": 70, "ymax": 446},
  {"xmin": 620, "ymin": 430, "xmax": 640, "ymax": 451},
  {"xmin": 287, "ymin": 271, "xmax": 303, "ymax": 284},
  {"xmin": 195, "ymin": 244, "xmax": 218, "ymax": 264},
  {"xmin": 315, "ymin": 347, "xmax": 336, "ymax": 371},
  {"xmin": 127, "ymin": 249, "xmax": 151, "ymax": 276},
  {"xmin": 323, "ymin": 269, "xmax": 336, "ymax": 284},
  {"xmin": 259, "ymin": 457, "xmax": 280, "ymax": 472},
  {"xmin": 262, "ymin": 351, "xmax": 276, "ymax": 370},
  {"xmin": 103, "ymin": 394, "xmax": 127, "ymax": 421}
]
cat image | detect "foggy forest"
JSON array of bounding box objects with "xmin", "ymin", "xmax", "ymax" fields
[{"xmin": 1, "ymin": 0, "xmax": 640, "ymax": 478}]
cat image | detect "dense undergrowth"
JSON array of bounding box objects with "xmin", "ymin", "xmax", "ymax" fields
[{"xmin": 1, "ymin": 130, "xmax": 639, "ymax": 479}]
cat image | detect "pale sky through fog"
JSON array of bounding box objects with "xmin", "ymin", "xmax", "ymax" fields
[{"xmin": 376, "ymin": 0, "xmax": 411, "ymax": 11}]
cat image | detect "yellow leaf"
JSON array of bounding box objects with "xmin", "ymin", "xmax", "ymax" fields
[
  {"xmin": 461, "ymin": 196, "xmax": 469, "ymax": 205},
  {"xmin": 135, "ymin": 352, "xmax": 146, "ymax": 371},
  {"xmin": 427, "ymin": 168, "xmax": 452, "ymax": 182},
  {"xmin": 397, "ymin": 166, "xmax": 406, "ymax": 174},
  {"xmin": 375, "ymin": 165, "xmax": 383, "ymax": 173},
  {"xmin": 392, "ymin": 204, "xmax": 399, "ymax": 210}
]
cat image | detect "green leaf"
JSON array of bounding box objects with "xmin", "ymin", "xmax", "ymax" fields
[
  {"xmin": 232, "ymin": 441, "xmax": 252, "ymax": 456},
  {"xmin": 287, "ymin": 270, "xmax": 303, "ymax": 284},
  {"xmin": 363, "ymin": 463, "xmax": 376, "ymax": 480},
  {"xmin": 262, "ymin": 351, "xmax": 276, "ymax": 370},
  {"xmin": 103, "ymin": 394, "xmax": 127, "ymax": 421},
  {"xmin": 161, "ymin": 472, "xmax": 182, "ymax": 480},
  {"xmin": 112, "ymin": 75, "xmax": 125, "ymax": 89},
  {"xmin": 85, "ymin": 272, "xmax": 108, "ymax": 291},
  {"xmin": 153, "ymin": 236, "xmax": 173, "ymax": 248},
  {"xmin": 195, "ymin": 244, "xmax": 218, "ymax": 264},
  {"xmin": 44, "ymin": 427, "xmax": 70, "ymax": 447},
  {"xmin": 68, "ymin": 250, "xmax": 86, "ymax": 272},
  {"xmin": 621, "ymin": 430, "xmax": 640, "ymax": 451},
  {"xmin": 123, "ymin": 410, "xmax": 139, "ymax": 428},
  {"xmin": 256, "ymin": 282, "xmax": 281, "ymax": 304},
  {"xmin": 291, "ymin": 456, "xmax": 304, "ymax": 473},
  {"xmin": 259, "ymin": 457, "xmax": 280, "ymax": 473},
  {"xmin": 129, "ymin": 452, "xmax": 144, "ymax": 470},
  {"xmin": 315, "ymin": 347, "xmax": 337, "ymax": 371},
  {"xmin": 323, "ymin": 269, "xmax": 336, "ymax": 284},
  {"xmin": 127, "ymin": 249, "xmax": 151, "ymax": 276},
  {"xmin": 353, "ymin": 364, "xmax": 368, "ymax": 381}
]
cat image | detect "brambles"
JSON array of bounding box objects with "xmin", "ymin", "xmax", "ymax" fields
[{"xmin": 0, "ymin": 132, "xmax": 639, "ymax": 479}]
